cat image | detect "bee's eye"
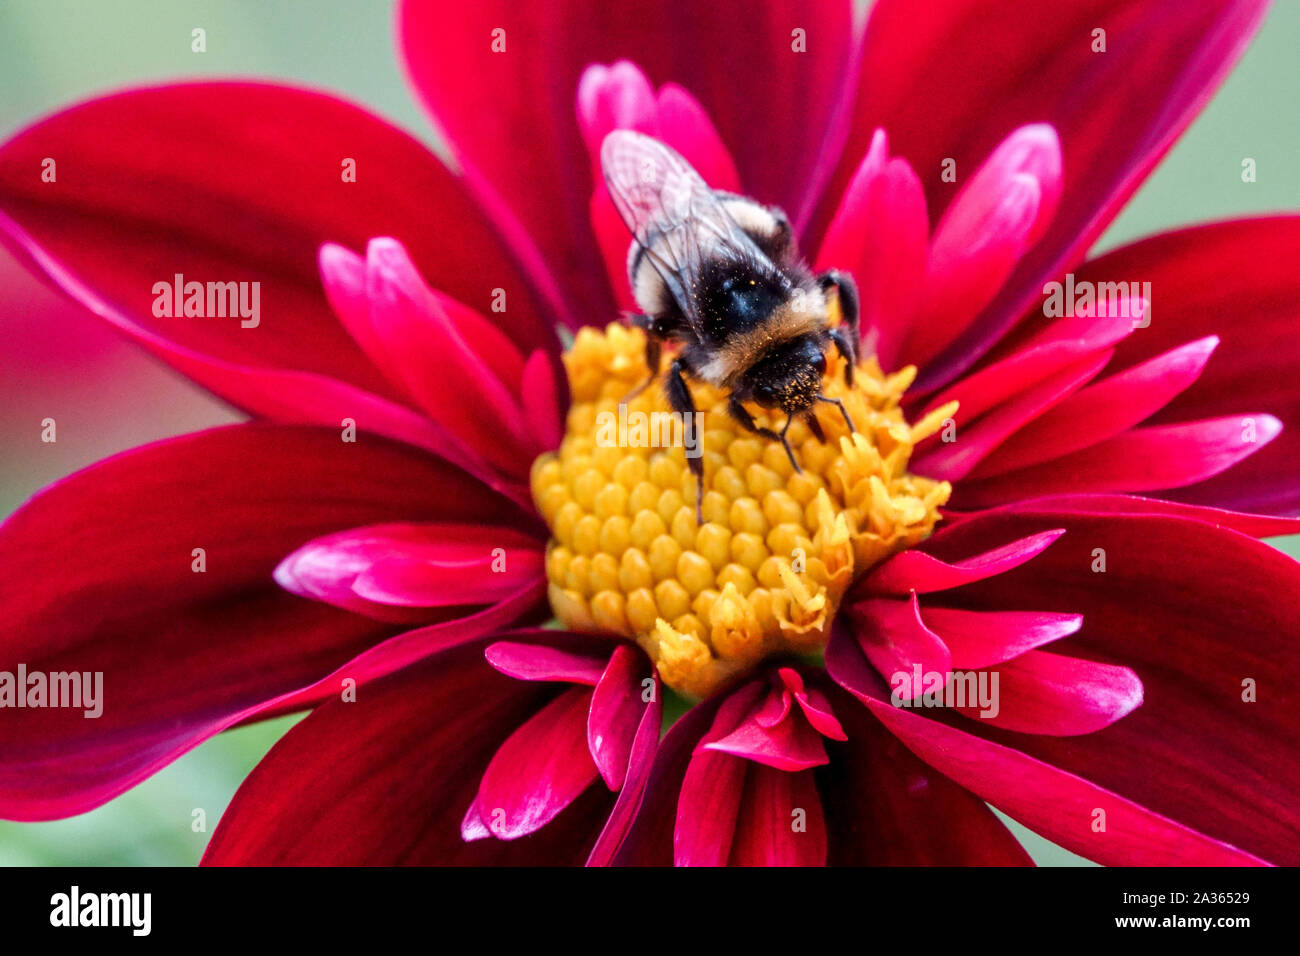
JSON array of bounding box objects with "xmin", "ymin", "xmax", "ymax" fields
[{"xmin": 811, "ymin": 349, "xmax": 827, "ymax": 377}]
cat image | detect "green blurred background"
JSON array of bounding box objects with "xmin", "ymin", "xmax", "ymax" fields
[{"xmin": 0, "ymin": 0, "xmax": 1296, "ymax": 865}]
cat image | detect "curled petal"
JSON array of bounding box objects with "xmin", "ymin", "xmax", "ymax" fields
[
  {"xmin": 865, "ymin": 528, "xmax": 1064, "ymax": 595},
  {"xmin": 275, "ymin": 522, "xmax": 544, "ymax": 620}
]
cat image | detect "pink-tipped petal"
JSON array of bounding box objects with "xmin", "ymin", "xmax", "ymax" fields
[
  {"xmin": 577, "ymin": 63, "xmax": 741, "ymax": 192},
  {"xmin": 921, "ymin": 606, "xmax": 1083, "ymax": 670},
  {"xmin": 957, "ymin": 414, "xmax": 1282, "ymax": 507},
  {"xmin": 475, "ymin": 686, "xmax": 601, "ymax": 840},
  {"xmin": 484, "ymin": 640, "xmax": 609, "ymax": 687},
  {"xmin": 0, "ymin": 425, "xmax": 529, "ymax": 820},
  {"xmin": 580, "ymin": 61, "xmax": 744, "ymax": 309},
  {"xmin": 954, "ymin": 651, "xmax": 1144, "ymax": 736},
  {"xmin": 205, "ymin": 640, "xmax": 606, "ymax": 864},
  {"xmin": 904, "ymin": 125, "xmax": 1063, "ymax": 368},
  {"xmin": 1088, "ymin": 217, "xmax": 1300, "ymax": 514},
  {"xmin": 912, "ymin": 350, "xmax": 1112, "ymax": 481},
  {"xmin": 916, "ymin": 309, "xmax": 1133, "ymax": 427},
  {"xmin": 362, "ymin": 238, "xmax": 539, "ymax": 477},
  {"xmin": 971, "ymin": 335, "xmax": 1221, "ymax": 478},
  {"xmin": 576, "ymin": 60, "xmax": 658, "ymax": 156},
  {"xmin": 275, "ymin": 522, "xmax": 543, "ymax": 620},
  {"xmin": 815, "ymin": 130, "xmax": 929, "ymax": 369},
  {"xmin": 0, "ymin": 82, "xmax": 561, "ymax": 410},
  {"xmin": 846, "ymin": 595, "xmax": 951, "ymax": 699},
  {"xmin": 826, "ymin": 624, "xmax": 1265, "ymax": 866},
  {"xmin": 587, "ymin": 645, "xmax": 651, "ymax": 790},
  {"xmin": 819, "ymin": 0, "xmax": 1271, "ymax": 390}
]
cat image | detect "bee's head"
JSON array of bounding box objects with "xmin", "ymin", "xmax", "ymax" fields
[{"xmin": 741, "ymin": 334, "xmax": 827, "ymax": 414}]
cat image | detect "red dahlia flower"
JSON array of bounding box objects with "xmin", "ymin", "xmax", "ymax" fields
[{"xmin": 1, "ymin": 0, "xmax": 1298, "ymax": 866}]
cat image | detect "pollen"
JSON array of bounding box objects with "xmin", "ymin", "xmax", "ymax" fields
[{"xmin": 530, "ymin": 323, "xmax": 953, "ymax": 699}]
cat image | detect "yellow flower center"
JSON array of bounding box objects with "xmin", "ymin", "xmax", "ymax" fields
[{"xmin": 530, "ymin": 323, "xmax": 955, "ymax": 699}]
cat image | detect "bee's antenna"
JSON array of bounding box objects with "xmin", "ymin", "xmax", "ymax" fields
[{"xmin": 816, "ymin": 394, "xmax": 856, "ymax": 433}]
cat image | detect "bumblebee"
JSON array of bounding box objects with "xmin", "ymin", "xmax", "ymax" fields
[{"xmin": 601, "ymin": 130, "xmax": 860, "ymax": 520}]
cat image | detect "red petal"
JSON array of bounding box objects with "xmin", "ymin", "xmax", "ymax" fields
[
  {"xmin": 0, "ymin": 425, "xmax": 524, "ymax": 819},
  {"xmin": 485, "ymin": 639, "xmax": 609, "ymax": 687},
  {"xmin": 702, "ymin": 686, "xmax": 831, "ymax": 772},
  {"xmin": 912, "ymin": 351, "xmax": 1112, "ymax": 481},
  {"xmin": 0, "ymin": 83, "xmax": 561, "ymax": 417},
  {"xmin": 399, "ymin": 0, "xmax": 859, "ymax": 322},
  {"xmin": 822, "ymin": 0, "xmax": 1270, "ymax": 390},
  {"xmin": 826, "ymin": 624, "xmax": 1265, "ymax": 865},
  {"xmin": 587, "ymin": 669, "xmax": 663, "ymax": 866},
  {"xmin": 819, "ymin": 691, "xmax": 1032, "ymax": 865},
  {"xmin": 779, "ymin": 669, "xmax": 848, "ymax": 741},
  {"xmin": 610, "ymin": 688, "xmax": 731, "ymax": 865},
  {"xmin": 728, "ymin": 765, "xmax": 826, "ymax": 866},
  {"xmin": 1088, "ymin": 217, "xmax": 1300, "ymax": 514},
  {"xmin": 204, "ymin": 640, "xmax": 605, "ymax": 864},
  {"xmin": 901, "ymin": 506, "xmax": 1300, "ymax": 864},
  {"xmin": 916, "ymin": 309, "xmax": 1133, "ymax": 428},
  {"xmin": 673, "ymin": 681, "xmax": 765, "ymax": 866},
  {"xmin": 944, "ymin": 492, "xmax": 1300, "ymax": 540}
]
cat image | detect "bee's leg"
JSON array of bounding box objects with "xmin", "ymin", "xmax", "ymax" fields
[
  {"xmin": 817, "ymin": 270, "xmax": 860, "ymax": 357},
  {"xmin": 665, "ymin": 358, "xmax": 705, "ymax": 523},
  {"xmin": 726, "ymin": 397, "xmax": 803, "ymax": 475},
  {"xmin": 815, "ymin": 394, "xmax": 856, "ymax": 433},
  {"xmin": 804, "ymin": 410, "xmax": 827, "ymax": 444},
  {"xmin": 622, "ymin": 316, "xmax": 662, "ymax": 402},
  {"xmin": 827, "ymin": 325, "xmax": 857, "ymax": 387}
]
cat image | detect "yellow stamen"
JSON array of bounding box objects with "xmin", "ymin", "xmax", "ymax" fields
[{"xmin": 530, "ymin": 323, "xmax": 952, "ymax": 699}]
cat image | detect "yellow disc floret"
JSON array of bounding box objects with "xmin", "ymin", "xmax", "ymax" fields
[{"xmin": 530, "ymin": 323, "xmax": 954, "ymax": 699}]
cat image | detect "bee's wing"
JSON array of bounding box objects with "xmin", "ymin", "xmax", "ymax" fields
[{"xmin": 601, "ymin": 130, "xmax": 771, "ymax": 331}]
